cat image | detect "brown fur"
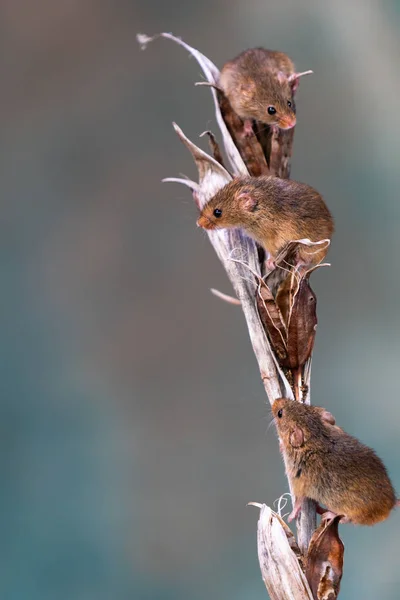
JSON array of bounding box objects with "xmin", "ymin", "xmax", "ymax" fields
[
  {"xmin": 197, "ymin": 176, "xmax": 334, "ymax": 267},
  {"xmin": 272, "ymin": 399, "xmax": 397, "ymax": 526},
  {"xmin": 219, "ymin": 48, "xmax": 297, "ymax": 129}
]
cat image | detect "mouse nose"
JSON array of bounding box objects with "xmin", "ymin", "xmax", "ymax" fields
[
  {"xmin": 197, "ymin": 215, "xmax": 213, "ymax": 229},
  {"xmin": 279, "ymin": 116, "xmax": 296, "ymax": 129}
]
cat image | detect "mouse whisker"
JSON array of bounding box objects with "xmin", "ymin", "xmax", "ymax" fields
[
  {"xmin": 254, "ymin": 123, "xmax": 272, "ymax": 135},
  {"xmin": 266, "ymin": 416, "xmax": 276, "ymax": 431}
]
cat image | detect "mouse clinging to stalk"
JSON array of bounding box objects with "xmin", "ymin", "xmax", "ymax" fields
[
  {"xmin": 219, "ymin": 48, "xmax": 313, "ymax": 136},
  {"xmin": 196, "ymin": 176, "xmax": 334, "ymax": 272},
  {"xmin": 272, "ymin": 398, "xmax": 397, "ymax": 526}
]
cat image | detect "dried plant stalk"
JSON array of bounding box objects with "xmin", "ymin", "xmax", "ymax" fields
[{"xmin": 137, "ymin": 32, "xmax": 338, "ymax": 597}]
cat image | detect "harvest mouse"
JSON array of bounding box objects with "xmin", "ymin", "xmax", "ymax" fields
[
  {"xmin": 196, "ymin": 176, "xmax": 334, "ymax": 271},
  {"xmin": 219, "ymin": 48, "xmax": 312, "ymax": 135},
  {"xmin": 272, "ymin": 398, "xmax": 397, "ymax": 526}
]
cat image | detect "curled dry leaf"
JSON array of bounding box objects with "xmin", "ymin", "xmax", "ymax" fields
[
  {"xmin": 253, "ymin": 504, "xmax": 313, "ymax": 600},
  {"xmin": 305, "ymin": 516, "xmax": 344, "ymax": 600},
  {"xmin": 284, "ymin": 277, "xmax": 317, "ymax": 370},
  {"xmin": 253, "ymin": 121, "xmax": 273, "ymax": 169},
  {"xmin": 256, "ymin": 239, "xmax": 329, "ymax": 400},
  {"xmin": 270, "ymin": 127, "xmax": 295, "ymax": 179},
  {"xmin": 199, "ymin": 130, "xmax": 226, "ymax": 169},
  {"xmin": 256, "ymin": 278, "xmax": 288, "ymax": 363},
  {"xmin": 275, "ymin": 269, "xmax": 299, "ymax": 327},
  {"xmin": 257, "ymin": 269, "xmax": 317, "ymax": 400}
]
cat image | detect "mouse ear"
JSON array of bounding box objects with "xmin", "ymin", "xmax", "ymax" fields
[
  {"xmin": 289, "ymin": 426, "xmax": 304, "ymax": 448},
  {"xmin": 320, "ymin": 410, "xmax": 336, "ymax": 426},
  {"xmin": 239, "ymin": 80, "xmax": 256, "ymax": 93},
  {"xmin": 288, "ymin": 70, "xmax": 313, "ymax": 93},
  {"xmin": 238, "ymin": 192, "xmax": 257, "ymax": 212},
  {"xmin": 276, "ymin": 71, "xmax": 288, "ymax": 85}
]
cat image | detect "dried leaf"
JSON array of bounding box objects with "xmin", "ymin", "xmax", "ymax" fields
[
  {"xmin": 253, "ymin": 121, "xmax": 273, "ymax": 168},
  {"xmin": 256, "ymin": 279, "xmax": 288, "ymax": 363},
  {"xmin": 270, "ymin": 127, "xmax": 295, "ymax": 179},
  {"xmin": 305, "ymin": 516, "xmax": 344, "ymax": 600},
  {"xmin": 285, "ymin": 277, "xmax": 318, "ymax": 370},
  {"xmin": 171, "ymin": 122, "xmax": 232, "ymax": 205},
  {"xmin": 199, "ymin": 130, "xmax": 226, "ymax": 169},
  {"xmin": 275, "ymin": 270, "xmax": 300, "ymax": 327},
  {"xmin": 252, "ymin": 504, "xmax": 313, "ymax": 600}
]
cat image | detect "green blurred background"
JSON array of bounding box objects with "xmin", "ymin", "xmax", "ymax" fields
[{"xmin": 2, "ymin": 0, "xmax": 400, "ymax": 598}]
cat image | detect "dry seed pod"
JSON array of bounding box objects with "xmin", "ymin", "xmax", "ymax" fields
[
  {"xmin": 256, "ymin": 278, "xmax": 288, "ymax": 364},
  {"xmin": 283, "ymin": 277, "xmax": 317, "ymax": 370},
  {"xmin": 275, "ymin": 269, "xmax": 299, "ymax": 327},
  {"xmin": 257, "ymin": 273, "xmax": 317, "ymax": 373},
  {"xmin": 305, "ymin": 516, "xmax": 344, "ymax": 600}
]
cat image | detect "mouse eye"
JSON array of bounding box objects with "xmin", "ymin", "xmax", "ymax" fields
[
  {"xmin": 213, "ymin": 208, "xmax": 222, "ymax": 218},
  {"xmin": 287, "ymin": 100, "xmax": 292, "ymax": 108},
  {"xmin": 267, "ymin": 106, "xmax": 276, "ymax": 115},
  {"xmin": 277, "ymin": 409, "xmax": 283, "ymax": 418}
]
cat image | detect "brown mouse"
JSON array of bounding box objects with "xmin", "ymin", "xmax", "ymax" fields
[
  {"xmin": 272, "ymin": 398, "xmax": 397, "ymax": 526},
  {"xmin": 196, "ymin": 176, "xmax": 334, "ymax": 270},
  {"xmin": 219, "ymin": 48, "xmax": 312, "ymax": 135}
]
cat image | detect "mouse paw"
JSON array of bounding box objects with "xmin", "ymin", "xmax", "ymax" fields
[
  {"xmin": 271, "ymin": 124, "xmax": 280, "ymax": 138},
  {"xmin": 243, "ymin": 119, "xmax": 255, "ymax": 137},
  {"xmin": 321, "ymin": 510, "xmax": 349, "ymax": 524},
  {"xmin": 321, "ymin": 510, "xmax": 337, "ymax": 523},
  {"xmin": 288, "ymin": 498, "xmax": 302, "ymax": 522},
  {"xmin": 338, "ymin": 515, "xmax": 351, "ymax": 524},
  {"xmin": 266, "ymin": 257, "xmax": 276, "ymax": 272}
]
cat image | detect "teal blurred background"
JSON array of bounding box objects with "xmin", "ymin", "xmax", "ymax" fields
[{"xmin": 2, "ymin": 1, "xmax": 400, "ymax": 598}]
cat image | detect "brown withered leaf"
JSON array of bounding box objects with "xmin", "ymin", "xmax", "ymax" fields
[
  {"xmin": 275, "ymin": 270, "xmax": 300, "ymax": 327},
  {"xmin": 256, "ymin": 279, "xmax": 288, "ymax": 363},
  {"xmin": 265, "ymin": 241, "xmax": 301, "ymax": 299},
  {"xmin": 253, "ymin": 121, "xmax": 273, "ymax": 168},
  {"xmin": 217, "ymin": 91, "xmax": 271, "ymax": 177},
  {"xmin": 200, "ymin": 130, "xmax": 226, "ymax": 170},
  {"xmin": 305, "ymin": 516, "xmax": 344, "ymax": 600},
  {"xmin": 284, "ymin": 277, "xmax": 317, "ymax": 370},
  {"xmin": 270, "ymin": 126, "xmax": 295, "ymax": 179}
]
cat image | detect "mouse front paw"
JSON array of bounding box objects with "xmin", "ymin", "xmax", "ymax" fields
[
  {"xmin": 243, "ymin": 119, "xmax": 255, "ymax": 137},
  {"xmin": 266, "ymin": 257, "xmax": 276, "ymax": 272}
]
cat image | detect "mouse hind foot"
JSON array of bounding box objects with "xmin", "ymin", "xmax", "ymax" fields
[
  {"xmin": 321, "ymin": 510, "xmax": 349, "ymax": 524},
  {"xmin": 287, "ymin": 497, "xmax": 303, "ymax": 522}
]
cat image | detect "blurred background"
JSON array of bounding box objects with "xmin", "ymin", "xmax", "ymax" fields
[{"xmin": 1, "ymin": 0, "xmax": 400, "ymax": 598}]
